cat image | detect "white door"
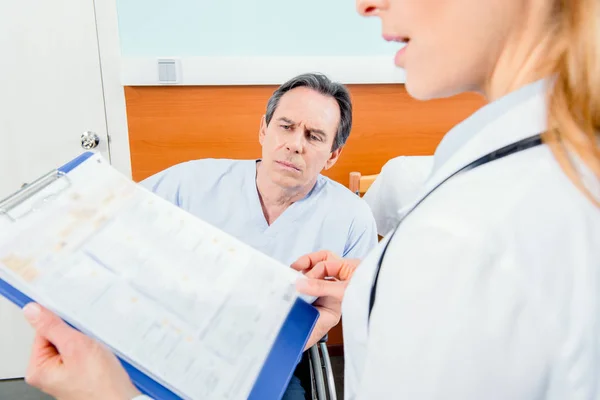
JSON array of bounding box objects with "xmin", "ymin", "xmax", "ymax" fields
[{"xmin": 0, "ymin": 0, "xmax": 111, "ymax": 379}]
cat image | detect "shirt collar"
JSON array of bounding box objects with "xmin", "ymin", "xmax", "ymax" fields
[{"xmin": 426, "ymin": 79, "xmax": 549, "ymax": 189}]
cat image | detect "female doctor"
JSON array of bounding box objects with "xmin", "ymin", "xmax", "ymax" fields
[{"xmin": 21, "ymin": 0, "xmax": 600, "ymax": 398}]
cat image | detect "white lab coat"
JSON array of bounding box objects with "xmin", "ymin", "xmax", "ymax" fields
[
  {"xmin": 342, "ymin": 80, "xmax": 600, "ymax": 400},
  {"xmin": 362, "ymin": 156, "xmax": 434, "ymax": 236}
]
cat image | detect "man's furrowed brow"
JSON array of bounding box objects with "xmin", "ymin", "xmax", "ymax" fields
[{"xmin": 277, "ymin": 117, "xmax": 295, "ymax": 125}]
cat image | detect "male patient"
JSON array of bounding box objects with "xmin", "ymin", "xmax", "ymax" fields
[{"xmin": 140, "ymin": 73, "xmax": 377, "ymax": 399}]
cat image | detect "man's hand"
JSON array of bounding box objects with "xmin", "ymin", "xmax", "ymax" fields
[
  {"xmin": 23, "ymin": 303, "xmax": 141, "ymax": 400},
  {"xmin": 291, "ymin": 251, "xmax": 361, "ymax": 349}
]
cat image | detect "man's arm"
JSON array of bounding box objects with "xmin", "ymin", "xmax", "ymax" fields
[
  {"xmin": 362, "ymin": 166, "xmax": 395, "ymax": 236},
  {"xmin": 342, "ymin": 201, "xmax": 378, "ymax": 259}
]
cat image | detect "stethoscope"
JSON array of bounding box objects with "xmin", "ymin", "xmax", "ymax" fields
[{"xmin": 368, "ymin": 133, "xmax": 545, "ymax": 321}]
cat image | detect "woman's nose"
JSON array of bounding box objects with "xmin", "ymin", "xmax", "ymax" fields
[{"xmin": 356, "ymin": 0, "xmax": 386, "ymax": 16}]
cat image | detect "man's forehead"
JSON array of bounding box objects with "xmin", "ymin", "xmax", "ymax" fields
[{"xmin": 274, "ymin": 87, "xmax": 341, "ymax": 129}]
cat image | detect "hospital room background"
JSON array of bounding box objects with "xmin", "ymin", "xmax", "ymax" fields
[{"xmin": 0, "ymin": 0, "xmax": 485, "ymax": 398}]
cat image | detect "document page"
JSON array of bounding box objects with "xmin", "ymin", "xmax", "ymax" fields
[{"xmin": 0, "ymin": 154, "xmax": 302, "ymax": 400}]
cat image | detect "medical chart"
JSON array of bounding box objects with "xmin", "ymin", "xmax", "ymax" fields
[{"xmin": 0, "ymin": 154, "xmax": 302, "ymax": 400}]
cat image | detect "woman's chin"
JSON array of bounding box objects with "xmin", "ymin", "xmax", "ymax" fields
[{"xmin": 405, "ymin": 76, "xmax": 465, "ymax": 101}]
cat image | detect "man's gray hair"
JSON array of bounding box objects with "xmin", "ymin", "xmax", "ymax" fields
[{"xmin": 265, "ymin": 73, "xmax": 352, "ymax": 151}]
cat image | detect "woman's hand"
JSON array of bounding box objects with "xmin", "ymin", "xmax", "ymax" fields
[
  {"xmin": 291, "ymin": 250, "xmax": 361, "ymax": 349},
  {"xmin": 23, "ymin": 303, "xmax": 141, "ymax": 400}
]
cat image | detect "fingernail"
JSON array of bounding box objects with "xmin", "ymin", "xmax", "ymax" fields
[{"xmin": 23, "ymin": 303, "xmax": 41, "ymax": 322}]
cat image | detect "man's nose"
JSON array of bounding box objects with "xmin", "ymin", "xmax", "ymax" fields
[{"xmin": 285, "ymin": 131, "xmax": 304, "ymax": 154}]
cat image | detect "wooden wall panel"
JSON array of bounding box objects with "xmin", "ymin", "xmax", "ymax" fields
[{"xmin": 125, "ymin": 85, "xmax": 485, "ymax": 184}]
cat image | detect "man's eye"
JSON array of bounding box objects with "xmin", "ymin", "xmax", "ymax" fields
[
  {"xmin": 281, "ymin": 125, "xmax": 291, "ymax": 130},
  {"xmin": 310, "ymin": 134, "xmax": 321, "ymax": 141}
]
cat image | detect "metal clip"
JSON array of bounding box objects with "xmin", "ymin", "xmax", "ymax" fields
[{"xmin": 0, "ymin": 170, "xmax": 72, "ymax": 222}]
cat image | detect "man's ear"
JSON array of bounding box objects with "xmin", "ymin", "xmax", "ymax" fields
[
  {"xmin": 324, "ymin": 146, "xmax": 343, "ymax": 170},
  {"xmin": 259, "ymin": 115, "xmax": 267, "ymax": 145}
]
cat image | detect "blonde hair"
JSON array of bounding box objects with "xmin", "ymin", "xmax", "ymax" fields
[{"xmin": 545, "ymin": 0, "xmax": 600, "ymax": 206}]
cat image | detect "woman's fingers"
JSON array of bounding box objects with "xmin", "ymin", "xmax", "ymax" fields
[
  {"xmin": 23, "ymin": 303, "xmax": 141, "ymax": 400},
  {"xmin": 296, "ymin": 277, "xmax": 347, "ymax": 301},
  {"xmin": 304, "ymin": 258, "xmax": 360, "ymax": 280},
  {"xmin": 23, "ymin": 303, "xmax": 78, "ymax": 355},
  {"xmin": 27, "ymin": 334, "xmax": 59, "ymax": 374},
  {"xmin": 291, "ymin": 250, "xmax": 338, "ymax": 272}
]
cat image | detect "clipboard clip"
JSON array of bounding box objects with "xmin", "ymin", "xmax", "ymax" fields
[{"xmin": 0, "ymin": 170, "xmax": 72, "ymax": 222}]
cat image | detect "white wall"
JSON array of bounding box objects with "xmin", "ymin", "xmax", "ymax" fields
[{"xmin": 116, "ymin": 0, "xmax": 406, "ymax": 85}]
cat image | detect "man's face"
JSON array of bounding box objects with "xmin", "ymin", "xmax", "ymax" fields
[{"xmin": 259, "ymin": 87, "xmax": 343, "ymax": 190}]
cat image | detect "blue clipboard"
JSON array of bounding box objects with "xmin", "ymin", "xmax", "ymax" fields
[{"xmin": 0, "ymin": 152, "xmax": 319, "ymax": 400}]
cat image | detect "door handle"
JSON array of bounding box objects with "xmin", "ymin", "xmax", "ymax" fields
[{"xmin": 80, "ymin": 131, "xmax": 100, "ymax": 150}]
